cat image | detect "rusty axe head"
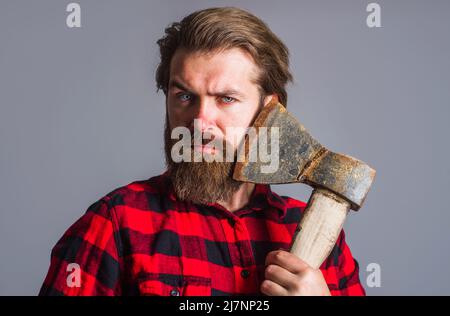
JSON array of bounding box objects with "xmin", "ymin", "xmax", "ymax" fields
[{"xmin": 233, "ymin": 101, "xmax": 376, "ymax": 210}]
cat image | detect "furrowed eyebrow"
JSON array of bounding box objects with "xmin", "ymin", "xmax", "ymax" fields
[
  {"xmin": 169, "ymin": 79, "xmax": 245, "ymax": 98},
  {"xmin": 168, "ymin": 80, "xmax": 193, "ymax": 93},
  {"xmin": 216, "ymin": 89, "xmax": 244, "ymax": 98}
]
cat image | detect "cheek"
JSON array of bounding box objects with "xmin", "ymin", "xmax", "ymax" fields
[
  {"xmin": 221, "ymin": 114, "xmax": 255, "ymax": 150},
  {"xmin": 167, "ymin": 103, "xmax": 187, "ymax": 128}
]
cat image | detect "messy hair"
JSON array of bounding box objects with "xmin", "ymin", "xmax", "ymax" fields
[{"xmin": 156, "ymin": 7, "xmax": 293, "ymax": 106}]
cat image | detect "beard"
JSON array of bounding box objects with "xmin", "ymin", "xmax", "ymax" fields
[{"xmin": 164, "ymin": 118, "xmax": 242, "ymax": 205}]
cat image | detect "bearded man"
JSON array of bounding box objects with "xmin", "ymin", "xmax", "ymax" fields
[{"xmin": 40, "ymin": 7, "xmax": 365, "ymax": 296}]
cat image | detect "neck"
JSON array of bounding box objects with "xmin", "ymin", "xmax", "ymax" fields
[{"xmin": 218, "ymin": 182, "xmax": 255, "ymax": 212}]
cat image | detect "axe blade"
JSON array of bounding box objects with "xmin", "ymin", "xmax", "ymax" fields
[
  {"xmin": 233, "ymin": 101, "xmax": 323, "ymax": 184},
  {"xmin": 233, "ymin": 100, "xmax": 376, "ymax": 211}
]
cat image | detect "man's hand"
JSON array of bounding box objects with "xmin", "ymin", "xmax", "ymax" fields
[{"xmin": 261, "ymin": 250, "xmax": 331, "ymax": 296}]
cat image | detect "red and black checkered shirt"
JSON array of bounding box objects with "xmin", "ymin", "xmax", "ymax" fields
[{"xmin": 39, "ymin": 172, "xmax": 366, "ymax": 296}]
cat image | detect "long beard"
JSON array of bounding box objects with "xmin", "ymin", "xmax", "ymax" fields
[{"xmin": 164, "ymin": 119, "xmax": 242, "ymax": 205}]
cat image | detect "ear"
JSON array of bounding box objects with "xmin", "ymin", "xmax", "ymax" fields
[{"xmin": 263, "ymin": 94, "xmax": 279, "ymax": 107}]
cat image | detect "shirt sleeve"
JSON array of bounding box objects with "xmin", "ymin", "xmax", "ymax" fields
[
  {"xmin": 320, "ymin": 229, "xmax": 366, "ymax": 296},
  {"xmin": 39, "ymin": 198, "xmax": 122, "ymax": 296}
]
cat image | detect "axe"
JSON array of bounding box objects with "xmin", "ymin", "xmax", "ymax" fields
[{"xmin": 233, "ymin": 101, "xmax": 376, "ymax": 269}]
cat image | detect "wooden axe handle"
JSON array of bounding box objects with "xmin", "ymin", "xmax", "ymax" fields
[{"xmin": 290, "ymin": 188, "xmax": 350, "ymax": 269}]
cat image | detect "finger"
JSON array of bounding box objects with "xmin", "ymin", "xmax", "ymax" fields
[
  {"xmin": 265, "ymin": 250, "xmax": 311, "ymax": 274},
  {"xmin": 264, "ymin": 264, "xmax": 298, "ymax": 290},
  {"xmin": 260, "ymin": 279, "xmax": 288, "ymax": 296}
]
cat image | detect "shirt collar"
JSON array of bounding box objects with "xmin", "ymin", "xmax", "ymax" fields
[
  {"xmin": 160, "ymin": 170, "xmax": 288, "ymax": 219},
  {"xmin": 250, "ymin": 183, "xmax": 288, "ymax": 219}
]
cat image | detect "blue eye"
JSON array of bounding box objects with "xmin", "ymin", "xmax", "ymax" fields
[
  {"xmin": 178, "ymin": 93, "xmax": 191, "ymax": 102},
  {"xmin": 221, "ymin": 96, "xmax": 235, "ymax": 104}
]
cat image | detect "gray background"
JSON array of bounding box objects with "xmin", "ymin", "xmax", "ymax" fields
[{"xmin": 1, "ymin": 0, "xmax": 449, "ymax": 295}]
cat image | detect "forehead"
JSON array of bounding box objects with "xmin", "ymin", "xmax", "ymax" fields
[{"xmin": 169, "ymin": 48, "xmax": 260, "ymax": 94}]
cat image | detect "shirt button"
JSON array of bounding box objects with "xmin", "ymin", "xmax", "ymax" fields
[
  {"xmin": 241, "ymin": 269, "xmax": 250, "ymax": 279},
  {"xmin": 170, "ymin": 288, "xmax": 180, "ymax": 296}
]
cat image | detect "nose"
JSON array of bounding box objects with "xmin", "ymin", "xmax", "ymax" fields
[{"xmin": 189, "ymin": 98, "xmax": 217, "ymax": 132}]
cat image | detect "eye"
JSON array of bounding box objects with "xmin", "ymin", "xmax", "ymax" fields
[
  {"xmin": 177, "ymin": 93, "xmax": 192, "ymax": 102},
  {"xmin": 221, "ymin": 96, "xmax": 236, "ymax": 104}
]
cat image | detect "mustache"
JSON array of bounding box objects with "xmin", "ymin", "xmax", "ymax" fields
[
  {"xmin": 186, "ymin": 127, "xmax": 223, "ymax": 145},
  {"xmin": 181, "ymin": 129, "xmax": 233, "ymax": 154}
]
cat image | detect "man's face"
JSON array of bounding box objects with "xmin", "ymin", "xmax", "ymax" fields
[
  {"xmin": 164, "ymin": 47, "xmax": 271, "ymax": 204},
  {"xmin": 167, "ymin": 47, "xmax": 264, "ymax": 152}
]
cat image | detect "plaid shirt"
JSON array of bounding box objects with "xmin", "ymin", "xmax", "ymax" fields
[{"xmin": 39, "ymin": 172, "xmax": 366, "ymax": 296}]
